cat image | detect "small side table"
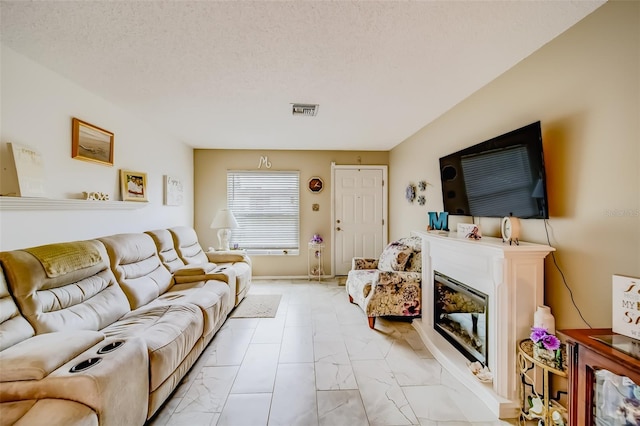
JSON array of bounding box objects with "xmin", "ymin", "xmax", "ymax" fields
[
  {"xmin": 308, "ymin": 243, "xmax": 324, "ymax": 282},
  {"xmin": 517, "ymin": 339, "xmax": 568, "ymax": 425}
]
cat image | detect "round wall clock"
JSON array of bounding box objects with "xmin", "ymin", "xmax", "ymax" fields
[{"xmin": 308, "ymin": 177, "xmax": 324, "ymax": 193}]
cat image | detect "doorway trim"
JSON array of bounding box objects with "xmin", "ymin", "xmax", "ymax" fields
[{"xmin": 331, "ymin": 162, "xmax": 388, "ymax": 277}]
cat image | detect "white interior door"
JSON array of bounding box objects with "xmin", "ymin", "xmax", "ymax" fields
[{"xmin": 332, "ymin": 165, "xmax": 387, "ymax": 275}]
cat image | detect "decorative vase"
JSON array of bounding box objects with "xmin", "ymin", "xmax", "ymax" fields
[
  {"xmin": 533, "ymin": 344, "xmax": 562, "ymax": 369},
  {"xmin": 534, "ymin": 305, "xmax": 555, "ymax": 334}
]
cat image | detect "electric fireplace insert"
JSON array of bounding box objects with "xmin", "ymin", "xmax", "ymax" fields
[{"xmin": 434, "ymin": 271, "xmax": 488, "ymax": 366}]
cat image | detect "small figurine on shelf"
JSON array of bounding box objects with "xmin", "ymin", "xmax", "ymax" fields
[{"xmin": 310, "ymin": 234, "xmax": 323, "ymax": 244}]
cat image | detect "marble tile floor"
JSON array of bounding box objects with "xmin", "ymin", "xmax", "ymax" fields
[{"xmin": 147, "ymin": 279, "xmax": 518, "ymax": 426}]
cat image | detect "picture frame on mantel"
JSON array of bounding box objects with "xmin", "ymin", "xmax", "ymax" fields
[
  {"xmin": 72, "ymin": 118, "xmax": 114, "ymax": 166},
  {"xmin": 120, "ymin": 170, "xmax": 148, "ymax": 202},
  {"xmin": 8, "ymin": 142, "xmax": 46, "ymax": 197}
]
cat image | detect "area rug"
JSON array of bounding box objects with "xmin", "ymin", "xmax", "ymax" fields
[{"xmin": 230, "ymin": 294, "xmax": 282, "ymax": 318}]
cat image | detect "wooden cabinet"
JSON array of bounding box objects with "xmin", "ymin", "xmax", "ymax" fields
[{"xmin": 560, "ymin": 328, "xmax": 640, "ymax": 425}]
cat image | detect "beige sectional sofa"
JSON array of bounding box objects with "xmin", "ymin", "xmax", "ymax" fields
[{"xmin": 0, "ymin": 227, "xmax": 251, "ymax": 426}]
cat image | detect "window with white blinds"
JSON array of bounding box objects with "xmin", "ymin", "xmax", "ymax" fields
[{"xmin": 227, "ymin": 170, "xmax": 300, "ymax": 255}]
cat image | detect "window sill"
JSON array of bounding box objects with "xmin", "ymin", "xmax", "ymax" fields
[{"xmin": 245, "ymin": 249, "xmax": 300, "ymax": 256}]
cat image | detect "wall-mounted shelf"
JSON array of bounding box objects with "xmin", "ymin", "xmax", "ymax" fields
[{"xmin": 0, "ymin": 196, "xmax": 147, "ymax": 211}]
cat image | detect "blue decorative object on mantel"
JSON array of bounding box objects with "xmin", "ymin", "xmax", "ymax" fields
[{"xmin": 428, "ymin": 211, "xmax": 449, "ymax": 231}]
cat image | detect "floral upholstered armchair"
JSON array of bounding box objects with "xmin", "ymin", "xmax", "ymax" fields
[{"xmin": 346, "ymin": 235, "xmax": 422, "ymax": 329}]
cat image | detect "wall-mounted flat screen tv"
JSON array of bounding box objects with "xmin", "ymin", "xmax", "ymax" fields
[{"xmin": 439, "ymin": 121, "xmax": 549, "ymax": 219}]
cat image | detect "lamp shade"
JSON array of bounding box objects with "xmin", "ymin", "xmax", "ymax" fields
[{"xmin": 210, "ymin": 209, "xmax": 239, "ymax": 229}]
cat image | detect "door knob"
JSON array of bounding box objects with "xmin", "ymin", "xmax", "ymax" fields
[
  {"xmin": 336, "ymin": 227, "xmax": 341, "ymax": 231},
  {"xmin": 337, "ymin": 219, "xmax": 341, "ymax": 224}
]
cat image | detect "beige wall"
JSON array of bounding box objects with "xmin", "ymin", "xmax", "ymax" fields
[
  {"xmin": 389, "ymin": 1, "xmax": 639, "ymax": 329},
  {"xmin": 194, "ymin": 150, "xmax": 389, "ymax": 276}
]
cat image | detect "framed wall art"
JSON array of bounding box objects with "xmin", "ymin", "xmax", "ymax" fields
[
  {"xmin": 120, "ymin": 170, "xmax": 148, "ymax": 202},
  {"xmin": 72, "ymin": 118, "xmax": 114, "ymax": 166},
  {"xmin": 164, "ymin": 175, "xmax": 184, "ymax": 206}
]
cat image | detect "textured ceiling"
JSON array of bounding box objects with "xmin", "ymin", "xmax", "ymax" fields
[{"xmin": 0, "ymin": 1, "xmax": 605, "ymax": 151}]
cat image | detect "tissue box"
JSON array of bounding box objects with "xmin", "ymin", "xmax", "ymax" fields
[{"xmin": 612, "ymin": 274, "xmax": 640, "ymax": 340}]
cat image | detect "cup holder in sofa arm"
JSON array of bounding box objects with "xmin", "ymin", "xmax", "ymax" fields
[
  {"xmin": 97, "ymin": 340, "xmax": 124, "ymax": 354},
  {"xmin": 69, "ymin": 357, "xmax": 102, "ymax": 373}
]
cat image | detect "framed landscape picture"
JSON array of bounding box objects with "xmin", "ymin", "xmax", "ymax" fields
[
  {"xmin": 120, "ymin": 170, "xmax": 148, "ymax": 202},
  {"xmin": 72, "ymin": 118, "xmax": 114, "ymax": 166}
]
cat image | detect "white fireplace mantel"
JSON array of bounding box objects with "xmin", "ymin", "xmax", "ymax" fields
[{"xmin": 412, "ymin": 230, "xmax": 554, "ymax": 419}]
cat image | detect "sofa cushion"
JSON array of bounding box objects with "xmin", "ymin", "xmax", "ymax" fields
[
  {"xmin": 0, "ymin": 265, "xmax": 34, "ymax": 351},
  {"xmin": 145, "ymin": 229, "xmax": 186, "ymax": 274},
  {"xmin": 99, "ymin": 233, "xmax": 174, "ymax": 310},
  {"xmin": 169, "ymin": 226, "xmax": 209, "ymax": 265},
  {"xmin": 101, "ymin": 304, "xmax": 203, "ymax": 392},
  {"xmin": 377, "ymin": 241, "xmax": 413, "ymax": 271},
  {"xmin": 0, "ymin": 242, "xmax": 130, "ymax": 334},
  {"xmin": 147, "ymin": 279, "xmax": 230, "ymax": 338}
]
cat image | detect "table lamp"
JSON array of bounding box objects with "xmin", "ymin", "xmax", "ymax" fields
[{"xmin": 210, "ymin": 209, "xmax": 239, "ymax": 251}]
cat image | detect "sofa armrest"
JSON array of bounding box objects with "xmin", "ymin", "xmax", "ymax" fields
[
  {"xmin": 174, "ymin": 263, "xmax": 217, "ymax": 275},
  {"xmin": 172, "ymin": 262, "xmax": 239, "ymax": 285},
  {"xmin": 0, "ymin": 331, "xmax": 104, "ymax": 382},
  {"xmin": 352, "ymin": 257, "xmax": 379, "ymax": 270},
  {"xmin": 0, "ymin": 337, "xmax": 149, "ymax": 426},
  {"xmin": 206, "ymin": 250, "xmax": 251, "ymax": 265},
  {"xmin": 173, "ymin": 263, "xmax": 217, "ymax": 284}
]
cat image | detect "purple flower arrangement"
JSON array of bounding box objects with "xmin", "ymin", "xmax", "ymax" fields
[
  {"xmin": 310, "ymin": 234, "xmax": 323, "ymax": 244},
  {"xmin": 530, "ymin": 326, "xmax": 561, "ymax": 350}
]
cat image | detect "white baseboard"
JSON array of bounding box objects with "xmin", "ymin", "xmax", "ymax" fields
[{"xmin": 253, "ymin": 275, "xmax": 335, "ymax": 280}]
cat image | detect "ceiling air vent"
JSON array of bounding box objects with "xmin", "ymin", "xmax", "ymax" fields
[{"xmin": 292, "ymin": 104, "xmax": 319, "ymax": 117}]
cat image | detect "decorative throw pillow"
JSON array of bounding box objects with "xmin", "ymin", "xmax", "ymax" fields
[
  {"xmin": 398, "ymin": 236, "xmax": 422, "ymax": 253},
  {"xmin": 405, "ymin": 251, "xmax": 422, "ymax": 273},
  {"xmin": 378, "ymin": 241, "xmax": 413, "ymax": 271}
]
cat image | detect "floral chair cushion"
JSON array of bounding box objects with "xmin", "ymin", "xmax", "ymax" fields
[{"xmin": 377, "ymin": 241, "xmax": 413, "ymax": 272}]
